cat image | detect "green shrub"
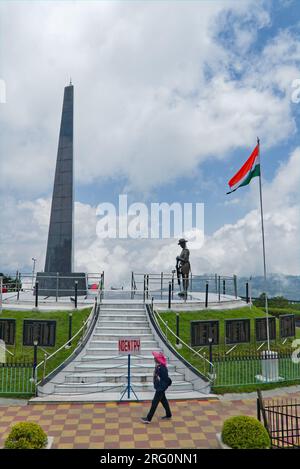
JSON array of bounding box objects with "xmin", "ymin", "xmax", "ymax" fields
[
  {"xmin": 221, "ymin": 415, "xmax": 270, "ymax": 449},
  {"xmin": 4, "ymin": 422, "xmax": 48, "ymax": 449}
]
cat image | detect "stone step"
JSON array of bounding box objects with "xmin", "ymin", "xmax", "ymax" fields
[
  {"xmin": 97, "ymin": 320, "xmax": 149, "ymax": 327},
  {"xmin": 98, "ymin": 314, "xmax": 147, "ymax": 321},
  {"xmin": 88, "ymin": 340, "xmax": 158, "ymax": 350},
  {"xmin": 73, "ymin": 362, "xmax": 176, "ymax": 372},
  {"xmin": 86, "ymin": 346, "xmax": 158, "ymax": 355},
  {"xmin": 100, "ymin": 306, "xmax": 145, "ymax": 311},
  {"xmin": 74, "ymin": 356, "xmax": 161, "ymax": 369},
  {"xmin": 82, "ymin": 348, "xmax": 156, "ymax": 359},
  {"xmin": 94, "ymin": 327, "xmax": 151, "ymax": 334},
  {"xmin": 92, "ymin": 333, "xmax": 154, "ymax": 340},
  {"xmin": 65, "ymin": 371, "xmax": 183, "ymax": 384},
  {"xmin": 54, "ymin": 381, "xmax": 194, "ymax": 394}
]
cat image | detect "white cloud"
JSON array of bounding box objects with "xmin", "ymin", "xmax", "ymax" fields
[{"xmin": 0, "ymin": 0, "xmax": 298, "ymax": 195}]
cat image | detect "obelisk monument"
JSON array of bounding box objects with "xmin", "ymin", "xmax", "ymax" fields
[{"xmin": 37, "ymin": 83, "xmax": 86, "ymax": 297}]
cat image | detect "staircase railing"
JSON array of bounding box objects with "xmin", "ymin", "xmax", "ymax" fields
[
  {"xmin": 35, "ymin": 279, "xmax": 103, "ymax": 388},
  {"xmin": 147, "ymin": 302, "xmax": 215, "ymax": 383}
]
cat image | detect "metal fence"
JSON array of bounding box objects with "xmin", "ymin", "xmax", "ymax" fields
[
  {"xmin": 131, "ymin": 272, "xmax": 240, "ymax": 302},
  {"xmin": 257, "ymin": 390, "xmax": 300, "ymax": 448},
  {"xmin": 0, "ymin": 361, "xmax": 34, "ymax": 395},
  {"xmin": 213, "ymin": 351, "xmax": 300, "ymax": 388}
]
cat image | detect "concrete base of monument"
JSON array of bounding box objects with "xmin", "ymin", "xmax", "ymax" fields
[{"xmin": 255, "ymin": 375, "xmax": 285, "ymax": 383}]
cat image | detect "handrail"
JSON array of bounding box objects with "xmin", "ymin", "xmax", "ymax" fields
[
  {"xmin": 35, "ymin": 304, "xmax": 96, "ymax": 384},
  {"xmin": 152, "ymin": 306, "xmax": 214, "ymax": 373},
  {"xmin": 0, "ymin": 342, "xmax": 14, "ymax": 356}
]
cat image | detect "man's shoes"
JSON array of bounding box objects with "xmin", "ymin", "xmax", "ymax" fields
[
  {"xmin": 141, "ymin": 417, "xmax": 150, "ymax": 424},
  {"xmin": 161, "ymin": 415, "xmax": 172, "ymax": 420}
]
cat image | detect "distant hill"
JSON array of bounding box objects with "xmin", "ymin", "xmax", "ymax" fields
[{"xmin": 237, "ymin": 274, "xmax": 300, "ymax": 301}]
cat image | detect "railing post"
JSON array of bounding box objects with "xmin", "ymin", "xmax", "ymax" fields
[
  {"xmin": 246, "ymin": 282, "xmax": 249, "ymax": 304},
  {"xmin": 168, "ymin": 282, "xmax": 171, "ymax": 309},
  {"xmin": 161, "ymin": 272, "xmax": 163, "ymax": 300},
  {"xmin": 208, "ymin": 337, "xmax": 213, "ymax": 374},
  {"xmin": 74, "ymin": 281, "xmax": 78, "ymax": 309},
  {"xmin": 68, "ymin": 313, "xmax": 73, "ymax": 347},
  {"xmin": 176, "ymin": 313, "xmax": 180, "ymax": 346},
  {"xmin": 146, "ymin": 274, "xmax": 149, "ymax": 300},
  {"xmin": 33, "ymin": 340, "xmax": 38, "ymax": 380},
  {"xmin": 43, "ymin": 353, "xmax": 47, "ymax": 381},
  {"xmin": 17, "ymin": 272, "xmax": 20, "ymax": 301},
  {"xmin": 190, "ymin": 273, "xmax": 193, "ymax": 292},
  {"xmin": 223, "ymin": 279, "xmax": 226, "ymax": 296},
  {"xmin": 218, "ymin": 276, "xmax": 221, "ymax": 302},
  {"xmin": 35, "ymin": 281, "xmax": 39, "ymax": 308},
  {"xmin": 171, "ymin": 270, "xmax": 175, "ymax": 299},
  {"xmin": 215, "ymin": 273, "xmax": 218, "ymax": 294},
  {"xmin": 233, "ymin": 274, "xmax": 238, "ymax": 299},
  {"xmin": 56, "ymin": 272, "xmax": 59, "ymax": 302},
  {"xmin": 131, "ymin": 271, "xmax": 134, "ymax": 299},
  {"xmin": 143, "ymin": 275, "xmax": 146, "ymax": 303},
  {"xmin": 205, "ymin": 282, "xmax": 209, "ymax": 308}
]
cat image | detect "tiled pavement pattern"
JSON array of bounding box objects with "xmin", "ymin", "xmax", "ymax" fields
[
  {"xmin": 0, "ymin": 398, "xmax": 260, "ymax": 449},
  {"xmin": 1, "ymin": 393, "xmax": 299, "ymax": 449}
]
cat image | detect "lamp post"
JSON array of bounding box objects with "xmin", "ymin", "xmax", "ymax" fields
[
  {"xmin": 33, "ymin": 340, "xmax": 38, "ymax": 380},
  {"xmin": 31, "ymin": 258, "xmax": 37, "ymax": 289},
  {"xmin": 208, "ymin": 337, "xmax": 213, "ymax": 375}
]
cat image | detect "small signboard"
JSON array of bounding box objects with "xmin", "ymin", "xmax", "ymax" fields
[
  {"xmin": 191, "ymin": 320, "xmax": 219, "ymax": 346},
  {"xmin": 23, "ymin": 320, "xmax": 56, "ymax": 347},
  {"xmin": 118, "ymin": 338, "xmax": 141, "ymax": 354},
  {"xmin": 255, "ymin": 317, "xmax": 276, "ymax": 342},
  {"xmin": 225, "ymin": 319, "xmax": 251, "ymax": 345},
  {"xmin": 0, "ymin": 339, "xmax": 6, "ymax": 363},
  {"xmin": 0, "ymin": 319, "xmax": 16, "ymax": 345},
  {"xmin": 279, "ymin": 315, "xmax": 295, "ymax": 339}
]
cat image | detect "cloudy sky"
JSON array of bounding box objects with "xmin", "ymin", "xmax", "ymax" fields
[{"xmin": 0, "ymin": 0, "xmax": 299, "ymax": 286}]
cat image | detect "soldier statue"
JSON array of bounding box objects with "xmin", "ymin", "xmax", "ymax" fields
[{"xmin": 176, "ymin": 238, "xmax": 191, "ymax": 299}]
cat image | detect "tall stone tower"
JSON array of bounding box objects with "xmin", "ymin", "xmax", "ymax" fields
[
  {"xmin": 45, "ymin": 83, "xmax": 74, "ymax": 273},
  {"xmin": 37, "ymin": 83, "xmax": 86, "ymax": 297}
]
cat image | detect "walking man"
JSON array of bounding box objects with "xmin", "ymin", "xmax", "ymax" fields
[{"xmin": 141, "ymin": 351, "xmax": 172, "ymax": 424}]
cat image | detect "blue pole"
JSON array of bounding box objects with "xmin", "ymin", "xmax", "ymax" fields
[{"xmin": 128, "ymin": 354, "xmax": 131, "ymax": 399}]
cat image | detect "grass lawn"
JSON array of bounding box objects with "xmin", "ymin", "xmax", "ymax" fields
[
  {"xmin": 0, "ymin": 307, "xmax": 91, "ymax": 397},
  {"xmin": 156, "ymin": 306, "xmax": 300, "ymax": 393}
]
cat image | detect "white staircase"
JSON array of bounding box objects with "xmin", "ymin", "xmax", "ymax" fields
[{"xmin": 34, "ymin": 302, "xmax": 213, "ymax": 401}]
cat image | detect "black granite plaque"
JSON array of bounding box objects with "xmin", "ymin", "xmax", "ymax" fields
[
  {"xmin": 279, "ymin": 315, "xmax": 295, "ymax": 339},
  {"xmin": 225, "ymin": 319, "xmax": 250, "ymax": 344},
  {"xmin": 23, "ymin": 320, "xmax": 56, "ymax": 347},
  {"xmin": 191, "ymin": 320, "xmax": 219, "ymax": 346},
  {"xmin": 0, "ymin": 319, "xmax": 16, "ymax": 345},
  {"xmin": 255, "ymin": 317, "xmax": 276, "ymax": 342}
]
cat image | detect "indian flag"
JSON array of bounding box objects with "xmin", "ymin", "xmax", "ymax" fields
[{"xmin": 227, "ymin": 143, "xmax": 260, "ymax": 194}]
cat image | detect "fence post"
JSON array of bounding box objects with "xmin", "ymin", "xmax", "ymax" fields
[
  {"xmin": 171, "ymin": 271, "xmax": 175, "ymax": 299},
  {"xmin": 35, "ymin": 281, "xmax": 39, "ymax": 308},
  {"xmin": 168, "ymin": 282, "xmax": 171, "ymax": 309},
  {"xmin": 74, "ymin": 281, "xmax": 78, "ymax": 309},
  {"xmin": 33, "ymin": 340, "xmax": 38, "ymax": 380},
  {"xmin": 56, "ymin": 272, "xmax": 59, "ymax": 302},
  {"xmin": 223, "ymin": 279, "xmax": 226, "ymax": 296},
  {"xmin": 161, "ymin": 272, "xmax": 163, "ymax": 300},
  {"xmin": 218, "ymin": 276, "xmax": 221, "ymax": 302},
  {"xmin": 208, "ymin": 337, "xmax": 213, "ymax": 374},
  {"xmin": 205, "ymin": 282, "xmax": 209, "ymax": 308},
  {"xmin": 68, "ymin": 313, "xmax": 73, "ymax": 347},
  {"xmin": 233, "ymin": 274, "xmax": 237, "ymax": 299},
  {"xmin": 190, "ymin": 273, "xmax": 193, "ymax": 292},
  {"xmin": 246, "ymin": 282, "xmax": 249, "ymax": 304},
  {"xmin": 17, "ymin": 271, "xmax": 21, "ymax": 301},
  {"xmin": 43, "ymin": 353, "xmax": 47, "ymax": 381},
  {"xmin": 215, "ymin": 273, "xmax": 218, "ymax": 293},
  {"xmin": 176, "ymin": 313, "xmax": 180, "ymax": 346}
]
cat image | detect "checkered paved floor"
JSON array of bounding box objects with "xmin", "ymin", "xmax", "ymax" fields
[{"xmin": 0, "ymin": 398, "xmax": 262, "ymax": 449}]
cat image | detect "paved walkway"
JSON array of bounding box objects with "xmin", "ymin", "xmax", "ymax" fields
[
  {"xmin": 0, "ymin": 397, "xmax": 260, "ymax": 449},
  {"xmin": 1, "ymin": 389, "xmax": 299, "ymax": 449}
]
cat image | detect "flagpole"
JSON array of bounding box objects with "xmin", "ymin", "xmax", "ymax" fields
[{"xmin": 257, "ymin": 137, "xmax": 270, "ymax": 352}]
